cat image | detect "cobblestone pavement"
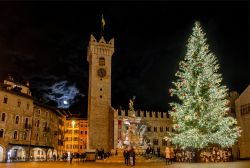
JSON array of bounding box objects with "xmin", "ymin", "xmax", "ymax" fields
[{"xmin": 0, "ymin": 161, "xmax": 250, "ymax": 168}]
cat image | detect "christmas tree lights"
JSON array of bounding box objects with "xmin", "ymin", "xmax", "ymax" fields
[{"xmin": 167, "ymin": 21, "xmax": 241, "ymax": 149}]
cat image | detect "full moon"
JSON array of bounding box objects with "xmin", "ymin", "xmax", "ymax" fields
[{"xmin": 63, "ymin": 100, "xmax": 68, "ymax": 105}]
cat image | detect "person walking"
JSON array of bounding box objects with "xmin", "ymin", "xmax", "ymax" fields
[
  {"xmin": 130, "ymin": 147, "xmax": 136, "ymax": 166},
  {"xmin": 123, "ymin": 149, "xmax": 129, "ymax": 165},
  {"xmin": 70, "ymin": 153, "xmax": 73, "ymax": 164},
  {"xmin": 170, "ymin": 147, "xmax": 174, "ymax": 164},
  {"xmin": 165, "ymin": 147, "xmax": 171, "ymax": 165}
]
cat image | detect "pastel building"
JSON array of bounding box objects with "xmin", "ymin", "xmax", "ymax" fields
[{"xmin": 235, "ymin": 85, "xmax": 250, "ymax": 159}]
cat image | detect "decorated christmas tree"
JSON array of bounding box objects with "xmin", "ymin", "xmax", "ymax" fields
[{"xmin": 167, "ymin": 21, "xmax": 241, "ymax": 149}]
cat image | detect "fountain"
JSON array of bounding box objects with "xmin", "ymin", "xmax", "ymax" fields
[{"xmin": 117, "ymin": 97, "xmax": 149, "ymax": 154}]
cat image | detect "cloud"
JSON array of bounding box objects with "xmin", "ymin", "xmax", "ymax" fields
[{"xmin": 41, "ymin": 80, "xmax": 84, "ymax": 108}]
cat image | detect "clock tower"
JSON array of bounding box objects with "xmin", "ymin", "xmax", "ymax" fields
[{"xmin": 87, "ymin": 35, "xmax": 114, "ymax": 151}]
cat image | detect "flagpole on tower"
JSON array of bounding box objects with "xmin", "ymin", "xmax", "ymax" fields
[{"xmin": 101, "ymin": 13, "xmax": 105, "ymax": 37}]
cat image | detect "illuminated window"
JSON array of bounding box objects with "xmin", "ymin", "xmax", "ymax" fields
[
  {"xmin": 3, "ymin": 96, "xmax": 8, "ymax": 104},
  {"xmin": 99, "ymin": 57, "xmax": 105, "ymax": 66}
]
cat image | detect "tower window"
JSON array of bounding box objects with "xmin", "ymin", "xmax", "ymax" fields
[
  {"xmin": 100, "ymin": 88, "xmax": 102, "ymax": 91},
  {"xmin": 3, "ymin": 96, "xmax": 8, "ymax": 104},
  {"xmin": 14, "ymin": 131, "xmax": 18, "ymax": 139},
  {"xmin": 0, "ymin": 129, "xmax": 4, "ymax": 138},
  {"xmin": 15, "ymin": 116, "xmax": 19, "ymax": 124},
  {"xmin": 100, "ymin": 95, "xmax": 102, "ymax": 98},
  {"xmin": 1, "ymin": 113, "xmax": 6, "ymax": 122},
  {"xmin": 99, "ymin": 57, "xmax": 105, "ymax": 66},
  {"xmin": 17, "ymin": 99, "xmax": 21, "ymax": 107}
]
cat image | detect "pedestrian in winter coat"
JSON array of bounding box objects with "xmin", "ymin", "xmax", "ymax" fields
[
  {"xmin": 129, "ymin": 148, "xmax": 136, "ymax": 166},
  {"xmin": 123, "ymin": 149, "xmax": 129, "ymax": 165},
  {"xmin": 165, "ymin": 147, "xmax": 171, "ymax": 165}
]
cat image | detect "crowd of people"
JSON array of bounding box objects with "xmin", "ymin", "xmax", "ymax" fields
[
  {"xmin": 60, "ymin": 152, "xmax": 87, "ymax": 163},
  {"xmin": 96, "ymin": 148, "xmax": 112, "ymax": 160},
  {"xmin": 123, "ymin": 147, "xmax": 136, "ymax": 166}
]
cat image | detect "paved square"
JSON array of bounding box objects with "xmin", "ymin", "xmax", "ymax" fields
[{"xmin": 0, "ymin": 161, "xmax": 250, "ymax": 168}]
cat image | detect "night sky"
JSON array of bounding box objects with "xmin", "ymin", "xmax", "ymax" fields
[{"xmin": 0, "ymin": 1, "xmax": 249, "ymax": 116}]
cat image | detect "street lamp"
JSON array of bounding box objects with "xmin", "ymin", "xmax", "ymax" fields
[{"xmin": 72, "ymin": 121, "xmax": 75, "ymax": 154}]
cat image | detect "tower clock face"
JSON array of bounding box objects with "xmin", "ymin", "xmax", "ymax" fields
[{"xmin": 97, "ymin": 68, "xmax": 106, "ymax": 77}]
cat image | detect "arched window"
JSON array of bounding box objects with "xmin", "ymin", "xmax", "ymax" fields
[
  {"xmin": 1, "ymin": 113, "xmax": 6, "ymax": 122},
  {"xmin": 14, "ymin": 131, "xmax": 18, "ymax": 139},
  {"xmin": 15, "ymin": 116, "xmax": 19, "ymax": 124},
  {"xmin": 0, "ymin": 129, "xmax": 4, "ymax": 138},
  {"xmin": 99, "ymin": 57, "xmax": 105, "ymax": 66},
  {"xmin": 3, "ymin": 95, "xmax": 8, "ymax": 104}
]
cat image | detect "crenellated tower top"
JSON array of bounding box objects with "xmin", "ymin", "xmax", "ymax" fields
[{"xmin": 87, "ymin": 34, "xmax": 114, "ymax": 62}]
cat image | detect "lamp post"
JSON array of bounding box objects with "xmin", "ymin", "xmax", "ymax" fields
[{"xmin": 72, "ymin": 121, "xmax": 75, "ymax": 154}]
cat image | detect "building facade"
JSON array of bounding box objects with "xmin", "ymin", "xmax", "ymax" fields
[
  {"xmin": 235, "ymin": 85, "xmax": 250, "ymax": 159},
  {"xmin": 63, "ymin": 117, "xmax": 88, "ymax": 156},
  {"xmin": 0, "ymin": 76, "xmax": 64, "ymax": 162},
  {"xmin": 113, "ymin": 108, "xmax": 172, "ymax": 156}
]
